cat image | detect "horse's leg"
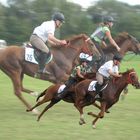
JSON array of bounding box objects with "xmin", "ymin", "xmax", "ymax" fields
[
  {"xmin": 27, "ymin": 90, "xmax": 51, "ymax": 112},
  {"xmin": 91, "ymin": 102, "xmax": 106, "ymax": 128},
  {"xmin": 26, "ymin": 100, "xmax": 44, "ymax": 112},
  {"xmin": 92, "ymin": 102, "xmax": 110, "ymax": 113},
  {"xmin": 20, "ymin": 73, "xmax": 39, "ymax": 97},
  {"xmin": 10, "ymin": 71, "xmax": 39, "ymax": 114},
  {"xmin": 37, "ymin": 99, "xmax": 60, "ymax": 121},
  {"xmin": 74, "ymin": 103, "xmax": 86, "ymax": 125},
  {"xmin": 121, "ymin": 86, "xmax": 128, "ymax": 100}
]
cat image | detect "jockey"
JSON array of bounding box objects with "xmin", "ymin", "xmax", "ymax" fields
[
  {"xmin": 87, "ymin": 16, "xmax": 120, "ymax": 57},
  {"xmin": 95, "ymin": 54, "xmax": 122, "ymax": 95},
  {"xmin": 30, "ymin": 12, "xmax": 67, "ymax": 74},
  {"xmin": 56, "ymin": 58, "xmax": 90, "ymax": 99}
]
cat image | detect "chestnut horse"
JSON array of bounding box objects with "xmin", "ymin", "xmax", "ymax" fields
[
  {"xmin": 27, "ymin": 69, "xmax": 140, "ymax": 124},
  {"xmin": 26, "ymin": 72, "xmax": 99, "ymax": 121},
  {"xmin": 74, "ymin": 69, "xmax": 140, "ymax": 128},
  {"xmin": 0, "ymin": 34, "xmax": 95, "ymax": 112}
]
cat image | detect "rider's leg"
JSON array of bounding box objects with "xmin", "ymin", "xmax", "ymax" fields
[
  {"xmin": 56, "ymin": 77, "xmax": 77, "ymax": 99},
  {"xmin": 30, "ymin": 35, "xmax": 51, "ymax": 74},
  {"xmin": 95, "ymin": 72, "xmax": 103, "ymax": 94}
]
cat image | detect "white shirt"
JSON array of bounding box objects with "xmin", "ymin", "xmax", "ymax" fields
[
  {"xmin": 98, "ymin": 60, "xmax": 119, "ymax": 78},
  {"xmin": 33, "ymin": 20, "xmax": 55, "ymax": 42}
]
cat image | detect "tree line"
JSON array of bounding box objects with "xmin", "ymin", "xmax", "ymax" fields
[{"xmin": 0, "ymin": 0, "xmax": 140, "ymax": 45}]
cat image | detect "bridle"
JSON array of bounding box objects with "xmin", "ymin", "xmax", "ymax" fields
[{"xmin": 127, "ymin": 71, "xmax": 136, "ymax": 84}]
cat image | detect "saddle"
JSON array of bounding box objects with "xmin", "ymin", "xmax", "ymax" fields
[{"xmin": 24, "ymin": 43, "xmax": 53, "ymax": 65}]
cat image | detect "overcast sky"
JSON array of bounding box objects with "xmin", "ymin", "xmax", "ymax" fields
[
  {"xmin": 69, "ymin": 0, "xmax": 140, "ymax": 8},
  {"xmin": 0, "ymin": 0, "xmax": 140, "ymax": 8}
]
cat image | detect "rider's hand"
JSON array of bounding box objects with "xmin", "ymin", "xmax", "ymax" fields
[
  {"xmin": 117, "ymin": 47, "xmax": 121, "ymax": 52},
  {"xmin": 117, "ymin": 74, "xmax": 122, "ymax": 77},
  {"xmin": 60, "ymin": 40, "xmax": 67, "ymax": 46}
]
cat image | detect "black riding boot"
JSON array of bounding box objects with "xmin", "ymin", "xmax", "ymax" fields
[
  {"xmin": 37, "ymin": 52, "xmax": 51, "ymax": 75},
  {"xmin": 95, "ymin": 82, "xmax": 102, "ymax": 95},
  {"xmin": 56, "ymin": 90, "xmax": 68, "ymax": 99}
]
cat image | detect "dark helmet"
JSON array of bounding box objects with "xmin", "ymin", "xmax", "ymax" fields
[
  {"xmin": 113, "ymin": 54, "xmax": 122, "ymax": 62},
  {"xmin": 52, "ymin": 12, "xmax": 65, "ymax": 23},
  {"xmin": 80, "ymin": 58, "xmax": 89, "ymax": 63},
  {"xmin": 103, "ymin": 16, "xmax": 115, "ymax": 23}
]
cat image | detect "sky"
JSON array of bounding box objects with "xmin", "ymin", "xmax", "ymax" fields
[
  {"xmin": 69, "ymin": 0, "xmax": 140, "ymax": 8},
  {"xmin": 0, "ymin": 0, "xmax": 140, "ymax": 8}
]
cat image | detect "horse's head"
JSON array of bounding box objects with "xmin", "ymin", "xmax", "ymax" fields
[
  {"xmin": 66, "ymin": 34, "xmax": 95, "ymax": 55},
  {"xmin": 125, "ymin": 69, "xmax": 140, "ymax": 89},
  {"xmin": 115, "ymin": 32, "xmax": 140, "ymax": 55}
]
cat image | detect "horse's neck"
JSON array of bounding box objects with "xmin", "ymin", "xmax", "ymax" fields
[
  {"xmin": 63, "ymin": 47, "xmax": 81, "ymax": 61},
  {"xmin": 110, "ymin": 76, "xmax": 128, "ymax": 98},
  {"xmin": 119, "ymin": 40, "xmax": 130, "ymax": 56}
]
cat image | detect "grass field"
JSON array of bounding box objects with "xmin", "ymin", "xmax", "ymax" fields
[{"xmin": 0, "ymin": 55, "xmax": 140, "ymax": 140}]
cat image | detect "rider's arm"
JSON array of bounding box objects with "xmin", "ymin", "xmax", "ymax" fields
[
  {"xmin": 108, "ymin": 69, "xmax": 122, "ymax": 77},
  {"xmin": 48, "ymin": 33, "xmax": 66, "ymax": 46},
  {"xmin": 76, "ymin": 68, "xmax": 84, "ymax": 79},
  {"xmin": 101, "ymin": 41, "xmax": 107, "ymax": 48},
  {"xmin": 105, "ymin": 31, "xmax": 120, "ymax": 52}
]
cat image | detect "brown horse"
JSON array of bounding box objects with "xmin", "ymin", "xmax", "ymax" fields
[
  {"xmin": 27, "ymin": 69, "xmax": 140, "ymax": 123},
  {"xmin": 26, "ymin": 72, "xmax": 107, "ymax": 121},
  {"xmin": 0, "ymin": 34, "xmax": 95, "ymax": 112},
  {"xmin": 74, "ymin": 68, "xmax": 140, "ymax": 128},
  {"xmin": 0, "ymin": 32, "xmax": 140, "ymax": 112}
]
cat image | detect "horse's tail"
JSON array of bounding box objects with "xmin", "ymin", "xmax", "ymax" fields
[{"xmin": 36, "ymin": 89, "xmax": 48, "ymax": 102}]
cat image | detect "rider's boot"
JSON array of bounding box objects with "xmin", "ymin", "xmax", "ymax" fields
[
  {"xmin": 37, "ymin": 52, "xmax": 51, "ymax": 75},
  {"xmin": 95, "ymin": 82, "xmax": 102, "ymax": 98},
  {"xmin": 56, "ymin": 88, "xmax": 69, "ymax": 100}
]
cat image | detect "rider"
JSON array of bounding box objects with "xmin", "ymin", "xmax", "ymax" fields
[
  {"xmin": 95, "ymin": 54, "xmax": 122, "ymax": 95},
  {"xmin": 87, "ymin": 16, "xmax": 120, "ymax": 57},
  {"xmin": 56, "ymin": 58, "xmax": 90, "ymax": 99},
  {"xmin": 30, "ymin": 12, "xmax": 67, "ymax": 74}
]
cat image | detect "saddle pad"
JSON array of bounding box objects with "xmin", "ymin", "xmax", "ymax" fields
[
  {"xmin": 57, "ymin": 84, "xmax": 66, "ymax": 93},
  {"xmin": 88, "ymin": 80, "xmax": 97, "ymax": 91},
  {"xmin": 25, "ymin": 47, "xmax": 38, "ymax": 64},
  {"xmin": 25, "ymin": 47, "xmax": 53, "ymax": 64}
]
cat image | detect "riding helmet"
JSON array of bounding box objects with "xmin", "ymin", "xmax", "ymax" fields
[
  {"xmin": 103, "ymin": 16, "xmax": 115, "ymax": 23},
  {"xmin": 80, "ymin": 58, "xmax": 89, "ymax": 63},
  {"xmin": 113, "ymin": 54, "xmax": 122, "ymax": 62},
  {"xmin": 52, "ymin": 12, "xmax": 65, "ymax": 23}
]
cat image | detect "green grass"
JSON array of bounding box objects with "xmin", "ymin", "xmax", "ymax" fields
[{"xmin": 0, "ymin": 58, "xmax": 140, "ymax": 140}]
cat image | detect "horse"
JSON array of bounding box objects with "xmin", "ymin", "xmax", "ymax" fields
[
  {"xmin": 0, "ymin": 32, "xmax": 140, "ymax": 112},
  {"xmin": 26, "ymin": 72, "xmax": 108, "ymax": 121},
  {"xmin": 88, "ymin": 32, "xmax": 140, "ymax": 70},
  {"xmin": 0, "ymin": 34, "xmax": 95, "ymax": 112},
  {"xmin": 74, "ymin": 68, "xmax": 140, "ymax": 128}
]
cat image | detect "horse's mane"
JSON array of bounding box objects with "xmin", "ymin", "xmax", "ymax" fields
[
  {"xmin": 66, "ymin": 34, "xmax": 88, "ymax": 42},
  {"xmin": 120, "ymin": 68, "xmax": 135, "ymax": 75},
  {"xmin": 110, "ymin": 68, "xmax": 135, "ymax": 84}
]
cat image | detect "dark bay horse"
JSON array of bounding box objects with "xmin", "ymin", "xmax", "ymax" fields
[
  {"xmin": 74, "ymin": 68, "xmax": 140, "ymax": 128},
  {"xmin": 0, "ymin": 34, "xmax": 96, "ymax": 112}
]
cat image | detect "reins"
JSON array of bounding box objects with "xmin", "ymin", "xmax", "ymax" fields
[{"xmin": 127, "ymin": 71, "xmax": 136, "ymax": 84}]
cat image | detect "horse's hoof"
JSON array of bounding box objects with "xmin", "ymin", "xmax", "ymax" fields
[
  {"xmin": 79, "ymin": 120, "xmax": 86, "ymax": 125},
  {"xmin": 106, "ymin": 110, "xmax": 110, "ymax": 113},
  {"xmin": 87, "ymin": 112, "xmax": 92, "ymax": 115},
  {"xmin": 26, "ymin": 109, "xmax": 30, "ymax": 112},
  {"xmin": 31, "ymin": 109, "xmax": 40, "ymax": 115},
  {"xmin": 30, "ymin": 92, "xmax": 39, "ymax": 97},
  {"xmin": 92, "ymin": 124, "xmax": 96, "ymax": 129}
]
